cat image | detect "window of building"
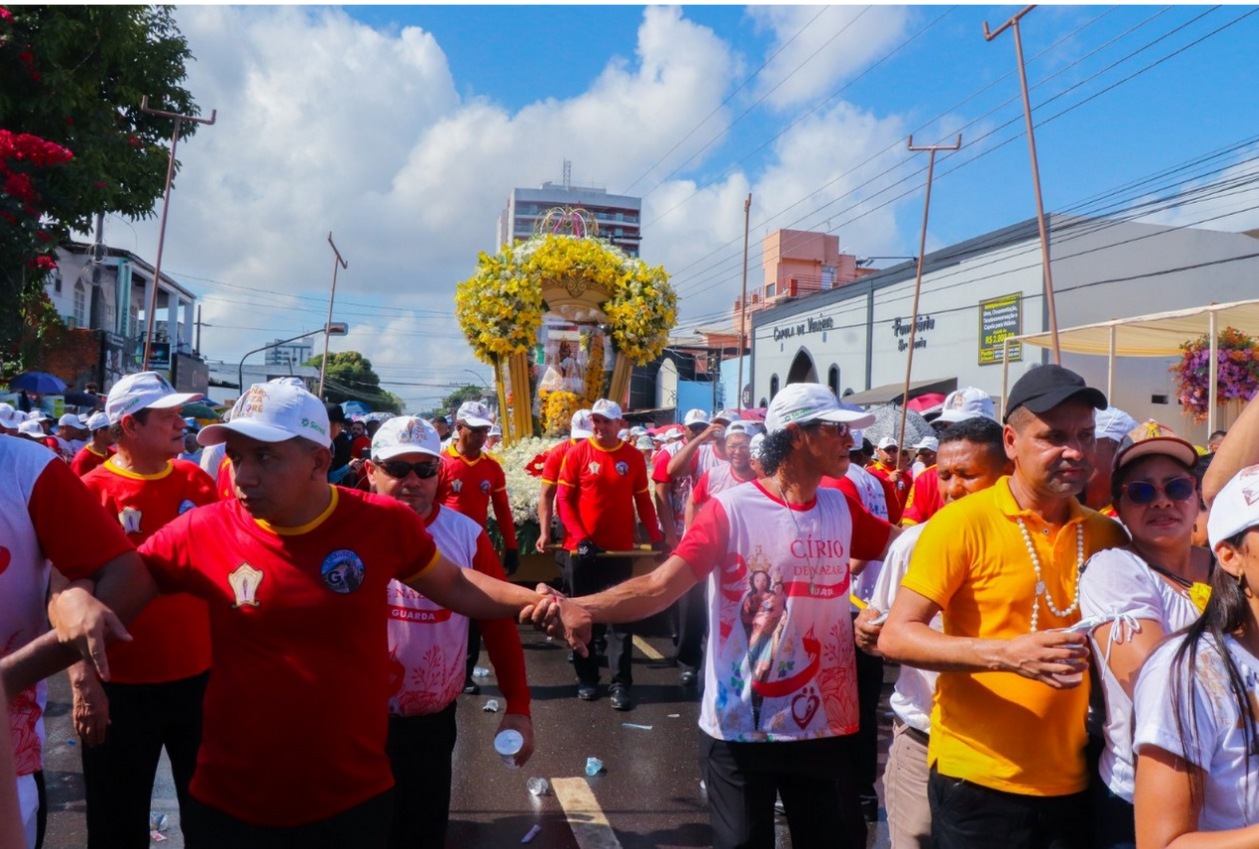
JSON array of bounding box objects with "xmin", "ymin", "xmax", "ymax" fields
[
  {"xmin": 766, "ymin": 282, "xmax": 776, "ymax": 298},
  {"xmin": 828, "ymin": 365, "xmax": 840, "ymax": 396},
  {"xmin": 770, "ymin": 374, "xmax": 779, "ymax": 400},
  {"xmin": 73, "ymin": 281, "xmax": 86, "ymax": 327},
  {"xmin": 52, "ymin": 270, "xmax": 62, "ymax": 294}
]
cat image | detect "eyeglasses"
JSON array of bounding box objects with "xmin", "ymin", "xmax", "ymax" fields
[
  {"xmin": 377, "ymin": 459, "xmax": 441, "ymax": 480},
  {"xmin": 809, "ymin": 421, "xmax": 851, "ymax": 437},
  {"xmin": 1122, "ymin": 477, "xmax": 1196, "ymax": 505}
]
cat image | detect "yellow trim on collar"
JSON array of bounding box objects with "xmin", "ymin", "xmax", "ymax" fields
[
  {"xmin": 104, "ymin": 457, "xmax": 173, "ymax": 481},
  {"xmin": 256, "ymin": 486, "xmax": 340, "ymax": 536}
]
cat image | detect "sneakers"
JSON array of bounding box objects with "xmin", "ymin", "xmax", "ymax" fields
[
  {"xmin": 679, "ymin": 670, "xmax": 697, "ymax": 686},
  {"xmin": 462, "ymin": 680, "xmax": 480, "ymax": 696},
  {"xmin": 577, "ymin": 683, "xmax": 598, "ymax": 701},
  {"xmin": 610, "ymin": 686, "xmax": 632, "ymax": 711}
]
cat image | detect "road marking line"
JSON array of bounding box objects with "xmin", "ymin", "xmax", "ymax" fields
[
  {"xmin": 632, "ymin": 635, "xmax": 664, "ymax": 661},
  {"xmin": 552, "ymin": 777, "xmax": 623, "ymax": 849}
]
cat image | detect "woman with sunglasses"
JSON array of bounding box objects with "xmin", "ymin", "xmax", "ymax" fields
[
  {"xmin": 1131, "ymin": 463, "xmax": 1259, "ymax": 846},
  {"xmin": 1078, "ymin": 428, "xmax": 1211, "ymax": 848}
]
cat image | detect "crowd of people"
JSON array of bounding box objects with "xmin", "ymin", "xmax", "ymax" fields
[{"xmin": 3, "ymin": 363, "xmax": 1259, "ymax": 848}]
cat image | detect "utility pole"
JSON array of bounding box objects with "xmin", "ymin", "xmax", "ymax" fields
[
  {"xmin": 194, "ymin": 305, "xmax": 209, "ymax": 356},
  {"xmin": 139, "ymin": 96, "xmax": 216, "ymax": 370},
  {"xmin": 897, "ymin": 134, "xmax": 962, "ymax": 455},
  {"xmin": 736, "ymin": 193, "xmax": 752, "ymax": 412},
  {"xmin": 984, "ymin": 6, "xmax": 1061, "ymax": 364},
  {"xmin": 318, "ymin": 232, "xmax": 348, "ymax": 399}
]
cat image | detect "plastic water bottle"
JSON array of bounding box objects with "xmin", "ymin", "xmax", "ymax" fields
[
  {"xmin": 472, "ymin": 666, "xmax": 490, "ymax": 678},
  {"xmin": 495, "ymin": 729, "xmax": 523, "ymax": 767},
  {"xmin": 584, "ymin": 757, "xmax": 603, "ymax": 776},
  {"xmin": 483, "ymin": 699, "xmax": 500, "ymax": 713},
  {"xmin": 527, "ymin": 777, "xmax": 549, "ymax": 796}
]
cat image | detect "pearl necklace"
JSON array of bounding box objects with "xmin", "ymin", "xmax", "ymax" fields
[{"xmin": 1017, "ymin": 517, "xmax": 1085, "ymax": 632}]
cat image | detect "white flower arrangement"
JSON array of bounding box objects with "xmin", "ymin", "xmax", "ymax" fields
[{"xmin": 490, "ymin": 435, "xmax": 564, "ymax": 526}]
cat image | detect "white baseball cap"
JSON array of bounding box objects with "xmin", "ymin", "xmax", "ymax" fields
[
  {"xmin": 571, "ymin": 409, "xmax": 594, "ymax": 439},
  {"xmin": 106, "ymin": 372, "xmax": 203, "ymax": 426},
  {"xmin": 634, "ymin": 434, "xmax": 655, "ymax": 451},
  {"xmin": 371, "ymin": 416, "xmax": 441, "ymax": 461},
  {"xmin": 86, "ymin": 412, "xmax": 110, "ymax": 432},
  {"xmin": 726, "ymin": 421, "xmax": 752, "ymax": 437},
  {"xmin": 28, "ymin": 409, "xmax": 53, "ymax": 422},
  {"xmin": 1208, "ymin": 464, "xmax": 1259, "ymax": 549},
  {"xmin": 937, "ymin": 386, "xmax": 996, "ymax": 424},
  {"xmin": 455, "ymin": 400, "xmax": 493, "ymax": 428},
  {"xmin": 764, "ymin": 383, "xmax": 875, "ymax": 434},
  {"xmin": 0, "ymin": 403, "xmax": 20, "ymax": 428},
  {"xmin": 877, "ymin": 436, "xmax": 900, "ymax": 450},
  {"xmin": 58, "ymin": 413, "xmax": 85, "ymax": 429},
  {"xmin": 617, "ymin": 428, "xmax": 630, "ymax": 440},
  {"xmin": 1095, "ymin": 406, "xmax": 1140, "ymax": 443},
  {"xmin": 197, "ymin": 382, "xmax": 331, "ymax": 448},
  {"xmin": 913, "ymin": 436, "xmax": 940, "ymax": 453},
  {"xmin": 683, "ymin": 409, "xmax": 710, "ymax": 427},
  {"xmin": 749, "ymin": 432, "xmax": 766, "ymax": 460},
  {"xmin": 712, "ymin": 408, "xmax": 741, "ymax": 425},
  {"xmin": 591, "ymin": 399, "xmax": 622, "ymax": 421},
  {"xmin": 18, "ymin": 419, "xmax": 44, "ymax": 436}
]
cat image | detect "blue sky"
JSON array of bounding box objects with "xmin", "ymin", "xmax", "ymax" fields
[{"xmin": 129, "ymin": 5, "xmax": 1259, "ymax": 407}]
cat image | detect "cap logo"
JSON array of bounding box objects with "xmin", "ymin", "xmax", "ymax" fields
[
  {"xmin": 947, "ymin": 394, "xmax": 965, "ymax": 409},
  {"xmin": 240, "ymin": 386, "xmax": 269, "ymax": 417},
  {"xmin": 779, "ymin": 407, "xmax": 816, "ymax": 423},
  {"xmin": 301, "ymin": 417, "xmax": 327, "ymax": 437}
]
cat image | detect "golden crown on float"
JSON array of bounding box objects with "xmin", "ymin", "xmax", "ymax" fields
[{"xmin": 455, "ymin": 207, "xmax": 677, "ymax": 444}]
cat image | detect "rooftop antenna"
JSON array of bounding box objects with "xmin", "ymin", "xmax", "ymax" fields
[{"xmin": 563, "ymin": 158, "xmax": 572, "ymax": 190}]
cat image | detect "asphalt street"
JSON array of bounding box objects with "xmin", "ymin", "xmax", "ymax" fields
[{"xmin": 40, "ymin": 614, "xmax": 895, "ymax": 848}]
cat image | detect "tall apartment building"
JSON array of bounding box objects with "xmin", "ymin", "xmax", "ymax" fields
[
  {"xmin": 265, "ymin": 337, "xmax": 314, "ymax": 368},
  {"xmin": 496, "ymin": 166, "xmax": 642, "ymax": 256}
]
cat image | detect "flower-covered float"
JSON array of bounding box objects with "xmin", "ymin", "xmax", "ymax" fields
[{"xmin": 456, "ymin": 207, "xmax": 677, "ymax": 568}]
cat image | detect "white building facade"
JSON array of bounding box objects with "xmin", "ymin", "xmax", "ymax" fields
[{"xmin": 750, "ymin": 216, "xmax": 1259, "ymax": 444}]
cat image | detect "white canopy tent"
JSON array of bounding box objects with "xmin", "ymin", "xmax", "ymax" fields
[{"xmin": 1000, "ymin": 298, "xmax": 1259, "ymax": 435}]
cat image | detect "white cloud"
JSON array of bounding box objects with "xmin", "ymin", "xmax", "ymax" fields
[
  {"xmin": 746, "ymin": 5, "xmax": 912, "ymax": 110},
  {"xmin": 111, "ymin": 5, "xmax": 924, "ymax": 410}
]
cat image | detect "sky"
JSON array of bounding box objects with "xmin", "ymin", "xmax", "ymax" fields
[{"xmin": 105, "ymin": 4, "xmax": 1259, "ymax": 410}]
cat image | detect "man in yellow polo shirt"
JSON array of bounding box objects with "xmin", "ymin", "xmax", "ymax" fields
[{"xmin": 879, "ymin": 364, "xmax": 1128, "ymax": 848}]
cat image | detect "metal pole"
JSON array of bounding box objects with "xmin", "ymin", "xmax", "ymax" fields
[
  {"xmin": 736, "ymin": 193, "xmax": 752, "ymax": 412},
  {"xmin": 1107, "ymin": 324, "xmax": 1116, "ymax": 402},
  {"xmin": 139, "ymin": 96, "xmax": 216, "ymax": 370},
  {"xmin": 897, "ymin": 135, "xmax": 961, "ymax": 452},
  {"xmin": 984, "ymin": 7, "xmax": 1061, "ymax": 364},
  {"xmin": 319, "ymin": 233, "xmax": 348, "ymax": 399},
  {"xmin": 1208, "ymin": 307, "xmax": 1219, "ymax": 436},
  {"xmin": 1001, "ymin": 337, "xmax": 1011, "ymax": 421},
  {"xmin": 238, "ymin": 327, "xmax": 328, "ymax": 398}
]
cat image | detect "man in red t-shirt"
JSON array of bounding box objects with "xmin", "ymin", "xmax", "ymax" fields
[
  {"xmin": 75, "ymin": 371, "xmax": 212, "ymax": 848},
  {"xmin": 558, "ymin": 398, "xmax": 663, "ymax": 710},
  {"xmin": 436, "ymin": 399, "xmax": 519, "ymax": 695},
  {"xmin": 70, "ymin": 412, "xmax": 115, "ymax": 477},
  {"xmin": 12, "ymin": 382, "xmax": 586, "ymax": 848},
  {"xmin": 869, "ymin": 436, "xmax": 913, "ymax": 512},
  {"xmin": 536, "ymin": 409, "xmax": 593, "ymax": 598}
]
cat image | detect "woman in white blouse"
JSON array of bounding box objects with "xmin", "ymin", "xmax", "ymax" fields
[
  {"xmin": 1131, "ymin": 464, "xmax": 1259, "ymax": 847},
  {"xmin": 1078, "ymin": 431, "xmax": 1210, "ymax": 848}
]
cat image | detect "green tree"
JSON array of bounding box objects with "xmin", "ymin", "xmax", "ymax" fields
[
  {"xmin": 441, "ymin": 384, "xmax": 487, "ymax": 412},
  {"xmin": 306, "ymin": 351, "xmax": 404, "ymax": 414},
  {"xmin": 0, "ymin": 5, "xmax": 199, "ymax": 371}
]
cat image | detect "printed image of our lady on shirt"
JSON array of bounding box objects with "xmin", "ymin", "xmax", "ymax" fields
[{"xmin": 680, "ymin": 478, "xmax": 890, "ymax": 743}]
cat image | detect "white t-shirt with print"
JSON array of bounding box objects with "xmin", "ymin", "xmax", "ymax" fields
[
  {"xmin": 1134, "ymin": 633, "xmax": 1259, "ymax": 831},
  {"xmin": 676, "ymin": 480, "xmax": 890, "ymax": 743},
  {"xmin": 1079, "ymin": 547, "xmax": 1202, "ymax": 802}
]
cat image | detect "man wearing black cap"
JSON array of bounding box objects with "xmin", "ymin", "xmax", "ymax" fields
[
  {"xmin": 879, "ymin": 365, "xmax": 1129, "ymax": 848},
  {"xmin": 325, "ymin": 402, "xmax": 355, "ymax": 484}
]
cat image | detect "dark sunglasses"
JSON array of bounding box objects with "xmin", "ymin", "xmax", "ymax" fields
[
  {"xmin": 377, "ymin": 459, "xmax": 441, "ymax": 480},
  {"xmin": 808, "ymin": 421, "xmax": 851, "ymax": 437},
  {"xmin": 1122, "ymin": 477, "xmax": 1196, "ymax": 505}
]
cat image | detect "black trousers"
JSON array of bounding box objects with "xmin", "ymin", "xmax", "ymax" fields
[
  {"xmin": 675, "ymin": 581, "xmax": 708, "ymax": 670},
  {"xmin": 848, "ymin": 611, "xmax": 884, "ymax": 807},
  {"xmin": 700, "ymin": 732, "xmax": 867, "ymax": 849},
  {"xmin": 385, "ymin": 703, "xmax": 458, "ymax": 849},
  {"xmin": 569, "ymin": 554, "xmax": 634, "ymax": 687},
  {"xmin": 81, "ymin": 671, "xmax": 208, "ymax": 849},
  {"xmin": 929, "ymin": 764, "xmax": 1090, "ymax": 849},
  {"xmin": 464, "ymin": 620, "xmax": 482, "ymax": 682},
  {"xmin": 183, "ymin": 788, "xmax": 394, "ymax": 849}
]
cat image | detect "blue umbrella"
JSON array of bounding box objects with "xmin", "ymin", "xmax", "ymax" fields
[
  {"xmin": 9, "ymin": 372, "xmax": 67, "ymax": 394},
  {"xmin": 341, "ymin": 400, "xmax": 371, "ymax": 418}
]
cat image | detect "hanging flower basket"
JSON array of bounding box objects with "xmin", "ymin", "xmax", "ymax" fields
[{"xmin": 1172, "ymin": 325, "xmax": 1259, "ymax": 422}]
